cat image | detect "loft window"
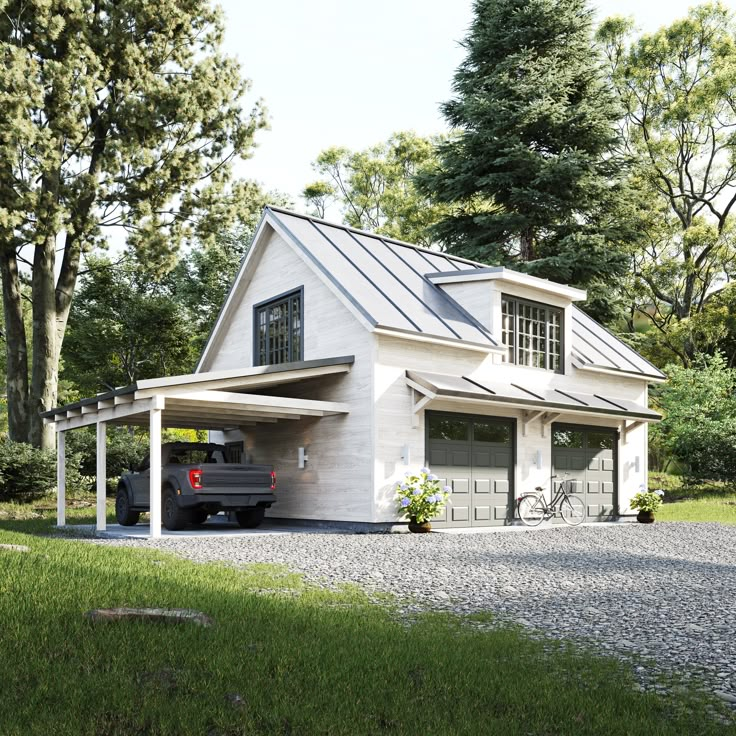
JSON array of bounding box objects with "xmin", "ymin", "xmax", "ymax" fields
[
  {"xmin": 254, "ymin": 289, "xmax": 302, "ymax": 366},
  {"xmin": 501, "ymin": 295, "xmax": 563, "ymax": 372}
]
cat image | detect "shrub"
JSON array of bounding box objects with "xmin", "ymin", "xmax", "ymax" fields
[
  {"xmin": 65, "ymin": 427, "xmax": 148, "ymax": 482},
  {"xmin": 651, "ymin": 354, "xmax": 736, "ymax": 484},
  {"xmin": 0, "ymin": 441, "xmax": 57, "ymax": 500}
]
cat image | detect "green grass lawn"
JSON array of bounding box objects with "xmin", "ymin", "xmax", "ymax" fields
[
  {"xmin": 650, "ymin": 473, "xmax": 736, "ymax": 525},
  {"xmin": 1, "ymin": 517, "xmax": 735, "ymax": 735},
  {"xmin": 658, "ymin": 493, "xmax": 736, "ymax": 524}
]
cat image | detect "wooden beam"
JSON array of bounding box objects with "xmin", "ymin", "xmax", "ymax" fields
[
  {"xmin": 96, "ymin": 422, "xmax": 107, "ymax": 533},
  {"xmin": 134, "ymin": 363, "xmax": 353, "ymax": 398},
  {"xmin": 51, "ymin": 398, "xmax": 159, "ymax": 432},
  {"xmin": 622, "ymin": 420, "xmax": 645, "ymax": 445},
  {"xmin": 540, "ymin": 412, "xmax": 561, "ymax": 438},
  {"xmin": 149, "ymin": 400, "xmax": 162, "ymax": 539},
  {"xmin": 164, "ymin": 391, "xmax": 349, "ymax": 416},
  {"xmin": 521, "ymin": 410, "xmax": 545, "ymax": 437},
  {"xmin": 162, "ymin": 406, "xmax": 298, "ymax": 421},
  {"xmin": 56, "ymin": 431, "xmax": 66, "ymax": 528}
]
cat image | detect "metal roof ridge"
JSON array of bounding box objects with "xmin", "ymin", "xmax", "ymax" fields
[{"xmin": 265, "ymin": 205, "xmax": 486, "ymax": 269}]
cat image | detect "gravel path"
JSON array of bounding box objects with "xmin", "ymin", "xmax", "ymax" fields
[{"xmin": 92, "ymin": 522, "xmax": 736, "ymax": 706}]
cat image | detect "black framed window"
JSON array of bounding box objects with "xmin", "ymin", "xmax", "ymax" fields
[
  {"xmin": 254, "ymin": 289, "xmax": 303, "ymax": 366},
  {"xmin": 501, "ymin": 296, "xmax": 563, "ymax": 372}
]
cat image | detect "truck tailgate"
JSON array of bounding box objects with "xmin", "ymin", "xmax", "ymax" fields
[{"xmin": 199, "ymin": 464, "xmax": 273, "ymax": 491}]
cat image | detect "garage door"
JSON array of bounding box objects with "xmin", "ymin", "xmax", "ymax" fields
[
  {"xmin": 427, "ymin": 412, "xmax": 514, "ymax": 527},
  {"xmin": 551, "ymin": 424, "xmax": 617, "ymax": 520}
]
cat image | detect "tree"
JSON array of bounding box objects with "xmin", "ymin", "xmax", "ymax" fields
[
  {"xmin": 0, "ymin": 0, "xmax": 266, "ymax": 448},
  {"xmin": 168, "ymin": 185, "xmax": 291, "ymax": 357},
  {"xmin": 650, "ymin": 353, "xmax": 736, "ymax": 482},
  {"xmin": 418, "ymin": 0, "xmax": 633, "ymax": 320},
  {"xmin": 303, "ymin": 131, "xmax": 449, "ymax": 247},
  {"xmin": 598, "ymin": 4, "xmax": 736, "ymax": 365},
  {"xmin": 62, "ymin": 258, "xmax": 197, "ymax": 395}
]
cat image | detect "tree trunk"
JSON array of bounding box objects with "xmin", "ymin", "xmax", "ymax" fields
[
  {"xmin": 0, "ymin": 247, "xmax": 30, "ymax": 441},
  {"xmin": 520, "ymin": 229, "xmax": 536, "ymax": 261},
  {"xmin": 29, "ymin": 235, "xmax": 58, "ymax": 450}
]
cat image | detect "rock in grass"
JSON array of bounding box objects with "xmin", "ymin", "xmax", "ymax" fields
[
  {"xmin": 0, "ymin": 544, "xmax": 30, "ymax": 552},
  {"xmin": 85, "ymin": 607, "xmax": 214, "ymax": 627}
]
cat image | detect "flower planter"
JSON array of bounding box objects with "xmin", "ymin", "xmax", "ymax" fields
[
  {"xmin": 636, "ymin": 510, "xmax": 655, "ymax": 524},
  {"xmin": 408, "ymin": 517, "xmax": 432, "ymax": 533}
]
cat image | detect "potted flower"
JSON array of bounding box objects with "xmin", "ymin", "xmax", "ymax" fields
[
  {"xmin": 630, "ymin": 487, "xmax": 665, "ymax": 523},
  {"xmin": 396, "ymin": 467, "xmax": 450, "ymax": 533}
]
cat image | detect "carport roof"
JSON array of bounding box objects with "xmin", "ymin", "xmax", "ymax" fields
[
  {"xmin": 406, "ymin": 370, "xmax": 661, "ymax": 422},
  {"xmin": 42, "ymin": 356, "xmax": 354, "ymax": 432}
]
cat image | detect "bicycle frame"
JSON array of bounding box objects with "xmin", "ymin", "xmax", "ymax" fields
[{"xmin": 528, "ymin": 477, "xmax": 572, "ymax": 518}]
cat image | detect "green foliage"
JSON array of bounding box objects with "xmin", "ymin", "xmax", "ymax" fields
[
  {"xmin": 651, "ymin": 354, "xmax": 736, "ymax": 482},
  {"xmin": 167, "ymin": 186, "xmax": 291, "ymax": 358},
  {"xmin": 303, "ymin": 131, "xmax": 450, "ymax": 247},
  {"xmin": 419, "ymin": 0, "xmax": 632, "ymax": 320},
  {"xmin": 599, "ymin": 4, "xmax": 736, "ymax": 365},
  {"xmin": 0, "ymin": 441, "xmax": 56, "ymax": 500},
  {"xmin": 62, "ymin": 258, "xmax": 197, "ymax": 394},
  {"xmin": 65, "ymin": 427, "xmax": 148, "ymax": 481},
  {"xmin": 395, "ymin": 468, "xmax": 450, "ymax": 523},
  {"xmin": 629, "ymin": 489, "xmax": 665, "ymax": 513},
  {"xmin": 0, "ymin": 0, "xmax": 267, "ymax": 448}
]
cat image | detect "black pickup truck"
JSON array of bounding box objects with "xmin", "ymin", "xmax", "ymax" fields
[{"xmin": 115, "ymin": 442, "xmax": 276, "ymax": 531}]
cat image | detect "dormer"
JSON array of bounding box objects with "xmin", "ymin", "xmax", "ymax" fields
[{"xmin": 427, "ymin": 267, "xmax": 587, "ymax": 375}]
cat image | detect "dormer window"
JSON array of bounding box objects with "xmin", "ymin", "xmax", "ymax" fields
[
  {"xmin": 501, "ymin": 296, "xmax": 562, "ymax": 372},
  {"xmin": 254, "ymin": 288, "xmax": 303, "ymax": 366}
]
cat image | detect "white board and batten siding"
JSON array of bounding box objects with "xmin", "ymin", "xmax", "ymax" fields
[
  {"xmin": 373, "ymin": 333, "xmax": 649, "ymax": 523},
  {"xmin": 203, "ymin": 227, "xmax": 375, "ymax": 522}
]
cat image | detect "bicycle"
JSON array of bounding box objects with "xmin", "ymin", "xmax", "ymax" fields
[{"xmin": 516, "ymin": 474, "xmax": 585, "ymax": 527}]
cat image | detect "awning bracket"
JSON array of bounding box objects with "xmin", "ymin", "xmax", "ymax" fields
[
  {"xmin": 622, "ymin": 420, "xmax": 645, "ymax": 444},
  {"xmin": 540, "ymin": 412, "xmax": 561, "ymax": 438},
  {"xmin": 406, "ymin": 378, "xmax": 437, "ymax": 428},
  {"xmin": 521, "ymin": 410, "xmax": 545, "ymax": 437}
]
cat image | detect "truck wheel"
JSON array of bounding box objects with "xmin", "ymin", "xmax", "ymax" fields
[
  {"xmin": 162, "ymin": 487, "xmax": 191, "ymax": 531},
  {"xmin": 115, "ymin": 487, "xmax": 140, "ymax": 527},
  {"xmin": 235, "ymin": 508, "xmax": 265, "ymax": 529},
  {"xmin": 190, "ymin": 509, "xmax": 209, "ymax": 525}
]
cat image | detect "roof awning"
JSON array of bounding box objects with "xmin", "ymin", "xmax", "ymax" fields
[
  {"xmin": 406, "ymin": 370, "xmax": 660, "ymax": 423},
  {"xmin": 43, "ymin": 357, "xmax": 354, "ymax": 432}
]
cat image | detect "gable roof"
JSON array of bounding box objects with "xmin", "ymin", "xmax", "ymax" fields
[
  {"xmin": 266, "ymin": 206, "xmax": 500, "ymax": 349},
  {"xmin": 199, "ymin": 206, "xmax": 665, "ymax": 382}
]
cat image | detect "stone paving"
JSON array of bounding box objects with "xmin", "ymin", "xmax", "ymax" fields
[{"xmin": 91, "ymin": 521, "xmax": 736, "ymax": 707}]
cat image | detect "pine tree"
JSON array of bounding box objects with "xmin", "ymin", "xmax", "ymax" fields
[{"xmin": 419, "ymin": 0, "xmax": 633, "ymax": 318}]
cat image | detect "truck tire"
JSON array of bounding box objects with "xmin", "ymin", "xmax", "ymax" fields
[
  {"xmin": 116, "ymin": 487, "xmax": 140, "ymax": 526},
  {"xmin": 162, "ymin": 487, "xmax": 191, "ymax": 531},
  {"xmin": 235, "ymin": 508, "xmax": 265, "ymax": 529}
]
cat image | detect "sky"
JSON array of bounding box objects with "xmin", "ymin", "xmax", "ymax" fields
[{"xmin": 218, "ymin": 0, "xmax": 712, "ymax": 208}]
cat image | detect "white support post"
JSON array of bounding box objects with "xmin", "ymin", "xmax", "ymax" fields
[
  {"xmin": 149, "ymin": 396, "xmax": 164, "ymax": 539},
  {"xmin": 56, "ymin": 430, "xmax": 66, "ymax": 527},
  {"xmin": 96, "ymin": 422, "xmax": 107, "ymax": 532}
]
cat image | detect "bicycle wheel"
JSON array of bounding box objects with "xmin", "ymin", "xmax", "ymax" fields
[
  {"xmin": 560, "ymin": 494, "xmax": 585, "ymax": 526},
  {"xmin": 517, "ymin": 494, "xmax": 546, "ymax": 527}
]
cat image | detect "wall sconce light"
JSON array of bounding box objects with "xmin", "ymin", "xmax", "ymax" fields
[
  {"xmin": 634, "ymin": 455, "xmax": 640, "ymax": 473},
  {"xmin": 298, "ymin": 447, "xmax": 309, "ymax": 469},
  {"xmin": 534, "ymin": 449, "xmax": 542, "ymax": 470},
  {"xmin": 400, "ymin": 445, "xmax": 411, "ymax": 466}
]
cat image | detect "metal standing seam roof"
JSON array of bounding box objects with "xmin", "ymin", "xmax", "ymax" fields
[
  {"xmin": 266, "ymin": 207, "xmax": 664, "ymax": 381},
  {"xmin": 266, "ymin": 207, "xmax": 500, "ymax": 349},
  {"xmin": 407, "ymin": 370, "xmax": 661, "ymax": 422}
]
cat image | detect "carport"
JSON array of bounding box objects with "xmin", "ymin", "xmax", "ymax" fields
[{"xmin": 42, "ymin": 357, "xmax": 353, "ymax": 538}]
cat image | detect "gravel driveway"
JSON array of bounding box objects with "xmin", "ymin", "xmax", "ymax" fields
[{"xmin": 93, "ymin": 522, "xmax": 736, "ymax": 705}]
